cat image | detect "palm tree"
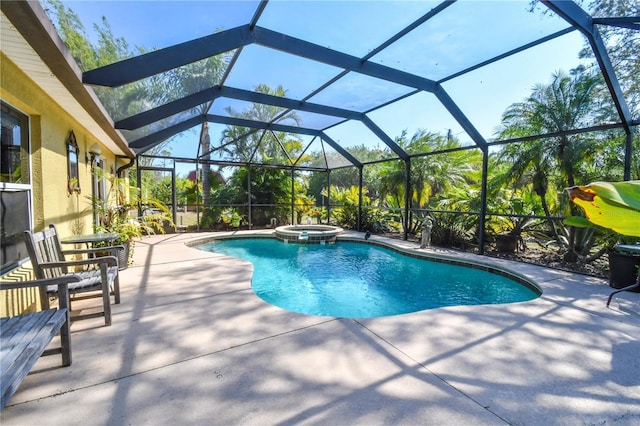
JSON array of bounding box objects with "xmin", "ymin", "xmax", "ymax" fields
[
  {"xmin": 165, "ymin": 55, "xmax": 229, "ymax": 206},
  {"xmin": 213, "ymin": 85, "xmax": 304, "ymax": 225},
  {"xmin": 220, "ymin": 84, "xmax": 302, "ymax": 164},
  {"xmin": 321, "ymin": 186, "xmax": 370, "ymax": 229},
  {"xmin": 500, "ymin": 70, "xmax": 605, "ymax": 184},
  {"xmin": 496, "ymin": 69, "xmax": 611, "ymax": 260},
  {"xmin": 377, "ymin": 130, "xmax": 481, "ymax": 234}
]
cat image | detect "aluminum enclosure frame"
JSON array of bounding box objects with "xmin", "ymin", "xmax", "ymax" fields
[{"xmin": 77, "ymin": 0, "xmax": 638, "ymax": 249}]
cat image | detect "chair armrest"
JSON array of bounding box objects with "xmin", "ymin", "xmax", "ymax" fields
[
  {"xmin": 37, "ymin": 256, "xmax": 119, "ymax": 269},
  {"xmin": 0, "ymin": 276, "xmax": 80, "ymax": 311},
  {"xmin": 0, "ymin": 275, "xmax": 81, "ymax": 291}
]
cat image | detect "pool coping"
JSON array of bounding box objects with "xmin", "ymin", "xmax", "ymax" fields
[{"xmin": 186, "ymin": 229, "xmax": 640, "ymax": 327}]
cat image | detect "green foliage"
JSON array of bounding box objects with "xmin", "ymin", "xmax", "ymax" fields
[
  {"xmin": 199, "ymin": 207, "xmax": 242, "ymax": 230},
  {"xmin": 211, "ymin": 166, "xmax": 291, "ymax": 227},
  {"xmin": 373, "ymin": 130, "xmax": 482, "ymax": 235},
  {"xmin": 404, "ymin": 131, "xmax": 481, "ymax": 208},
  {"xmin": 220, "ymin": 85, "xmax": 302, "ymax": 164},
  {"xmin": 566, "ymin": 181, "xmax": 640, "ymax": 237},
  {"xmin": 578, "ymin": 0, "xmax": 640, "ymax": 113},
  {"xmin": 322, "ymin": 186, "xmax": 367, "ymax": 229},
  {"xmin": 207, "ymin": 85, "xmax": 307, "ymax": 227},
  {"xmin": 148, "ymin": 175, "xmax": 173, "ymax": 205},
  {"xmin": 496, "ymin": 69, "xmax": 625, "ymax": 261},
  {"xmin": 498, "ymin": 70, "xmax": 609, "ymax": 188},
  {"xmin": 361, "ymin": 208, "xmax": 398, "ymax": 233},
  {"xmin": 429, "ymin": 212, "xmax": 476, "ymax": 250},
  {"xmin": 88, "ymin": 170, "xmax": 174, "ymax": 244},
  {"xmin": 294, "ymin": 193, "xmax": 316, "ymax": 224},
  {"xmin": 45, "ymin": 0, "xmax": 107, "ymax": 71},
  {"xmin": 484, "ymin": 186, "xmax": 547, "ymax": 241},
  {"xmin": 45, "ymin": 0, "xmax": 224, "ymax": 155},
  {"xmin": 199, "ymin": 208, "xmax": 221, "ymax": 230}
]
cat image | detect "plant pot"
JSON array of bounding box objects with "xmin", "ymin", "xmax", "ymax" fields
[
  {"xmin": 608, "ymin": 251, "xmax": 640, "ymax": 292},
  {"xmin": 117, "ymin": 241, "xmax": 131, "ymax": 270},
  {"xmin": 496, "ymin": 234, "xmax": 518, "ymax": 253},
  {"xmin": 162, "ymin": 219, "xmax": 175, "ymax": 234}
]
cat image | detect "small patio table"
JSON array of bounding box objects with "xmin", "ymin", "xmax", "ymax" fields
[{"xmin": 61, "ymin": 232, "xmax": 120, "ymax": 248}]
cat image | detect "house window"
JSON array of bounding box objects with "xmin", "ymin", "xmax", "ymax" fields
[
  {"xmin": 1, "ymin": 101, "xmax": 30, "ymax": 184},
  {"xmin": 1, "ymin": 101, "xmax": 32, "ymax": 273}
]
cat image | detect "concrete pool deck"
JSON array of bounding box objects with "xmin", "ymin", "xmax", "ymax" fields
[{"xmin": 2, "ymin": 230, "xmax": 639, "ymax": 425}]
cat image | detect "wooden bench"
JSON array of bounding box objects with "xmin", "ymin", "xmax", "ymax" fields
[
  {"xmin": 24, "ymin": 224, "xmax": 121, "ymax": 326},
  {"xmin": 0, "ymin": 275, "xmax": 79, "ymax": 409}
]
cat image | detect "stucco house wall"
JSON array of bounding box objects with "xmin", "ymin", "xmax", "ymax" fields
[
  {"xmin": 1, "ymin": 2, "xmax": 134, "ymax": 315},
  {"xmin": 2, "ymin": 52, "xmax": 118, "ymax": 238},
  {"xmin": 0, "ymin": 53, "xmax": 122, "ymax": 315}
]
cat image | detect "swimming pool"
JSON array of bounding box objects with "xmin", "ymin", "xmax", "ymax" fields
[{"xmin": 198, "ymin": 238, "xmax": 540, "ymax": 318}]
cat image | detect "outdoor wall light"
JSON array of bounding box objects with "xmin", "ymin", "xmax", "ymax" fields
[{"xmin": 87, "ymin": 142, "xmax": 102, "ymax": 164}]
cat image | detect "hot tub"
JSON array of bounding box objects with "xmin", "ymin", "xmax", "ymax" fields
[{"xmin": 274, "ymin": 225, "xmax": 344, "ymax": 244}]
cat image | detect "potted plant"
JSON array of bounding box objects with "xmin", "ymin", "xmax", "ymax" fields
[
  {"xmin": 566, "ymin": 180, "xmax": 640, "ymax": 291},
  {"xmin": 492, "ymin": 190, "xmax": 545, "ymax": 253},
  {"xmin": 90, "ymin": 172, "xmax": 174, "ymax": 268}
]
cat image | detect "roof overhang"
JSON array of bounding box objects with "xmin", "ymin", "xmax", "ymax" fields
[{"xmin": 0, "ymin": 1, "xmax": 133, "ymax": 157}]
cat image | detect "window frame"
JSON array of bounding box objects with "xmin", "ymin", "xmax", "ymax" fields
[
  {"xmin": 1, "ymin": 100, "xmax": 30, "ymax": 185},
  {"xmin": 0, "ymin": 100, "xmax": 33, "ymax": 274},
  {"xmin": 66, "ymin": 130, "xmax": 80, "ymax": 194}
]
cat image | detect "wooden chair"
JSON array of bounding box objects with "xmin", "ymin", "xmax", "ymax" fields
[
  {"xmin": 23, "ymin": 225, "xmax": 121, "ymax": 326},
  {"xmin": 1, "ymin": 275, "xmax": 78, "ymax": 409}
]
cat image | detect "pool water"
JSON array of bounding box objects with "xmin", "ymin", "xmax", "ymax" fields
[{"xmin": 199, "ymin": 239, "xmax": 540, "ymax": 318}]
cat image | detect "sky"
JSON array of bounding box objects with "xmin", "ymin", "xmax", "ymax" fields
[{"xmin": 58, "ymin": 0, "xmax": 591, "ymax": 176}]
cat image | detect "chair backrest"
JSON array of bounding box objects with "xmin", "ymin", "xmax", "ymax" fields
[{"xmin": 23, "ymin": 226, "xmax": 67, "ymax": 279}]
